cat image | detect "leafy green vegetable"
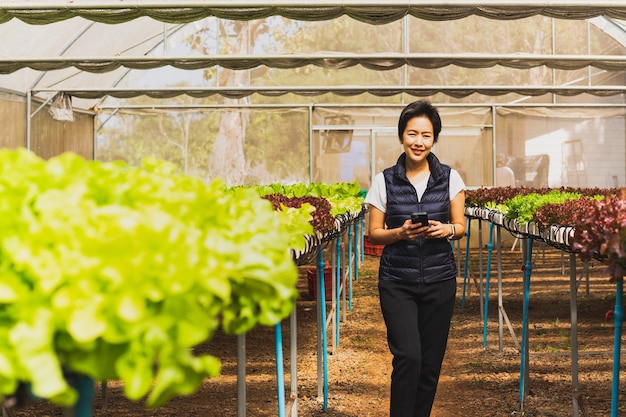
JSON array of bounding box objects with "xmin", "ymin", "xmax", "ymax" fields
[
  {"xmin": 465, "ymin": 186, "xmax": 626, "ymax": 282},
  {"xmin": 0, "ymin": 148, "xmax": 310, "ymax": 407},
  {"xmin": 255, "ymin": 181, "xmax": 365, "ymax": 217},
  {"xmin": 503, "ymin": 190, "xmax": 581, "ymax": 224}
]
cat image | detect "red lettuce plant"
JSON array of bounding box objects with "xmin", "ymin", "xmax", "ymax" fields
[
  {"xmin": 569, "ymin": 195, "xmax": 626, "ymax": 282},
  {"xmin": 263, "ymin": 194, "xmax": 336, "ymax": 235},
  {"xmin": 532, "ymin": 197, "xmax": 600, "ymax": 229}
]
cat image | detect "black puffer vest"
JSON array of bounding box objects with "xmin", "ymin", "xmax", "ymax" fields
[{"xmin": 379, "ymin": 152, "xmax": 457, "ymax": 284}]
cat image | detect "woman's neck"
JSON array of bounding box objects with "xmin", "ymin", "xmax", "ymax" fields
[{"xmin": 405, "ymin": 158, "xmax": 429, "ymax": 180}]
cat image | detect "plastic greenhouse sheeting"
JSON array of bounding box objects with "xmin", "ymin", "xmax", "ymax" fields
[
  {"xmin": 5, "ymin": 1, "xmax": 626, "ymax": 24},
  {"xmin": 2, "ymin": 1, "xmax": 626, "ymax": 111}
]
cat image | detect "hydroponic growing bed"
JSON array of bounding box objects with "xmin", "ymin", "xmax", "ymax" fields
[{"xmin": 463, "ymin": 185, "xmax": 625, "ymax": 417}]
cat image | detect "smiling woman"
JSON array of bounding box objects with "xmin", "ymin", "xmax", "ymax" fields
[{"xmin": 364, "ymin": 100, "xmax": 466, "ymax": 417}]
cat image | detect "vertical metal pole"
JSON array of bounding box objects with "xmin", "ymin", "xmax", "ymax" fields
[
  {"xmin": 360, "ymin": 215, "xmax": 365, "ymax": 266},
  {"xmin": 483, "ymin": 222, "xmax": 494, "ymax": 349},
  {"xmin": 348, "ymin": 223, "xmax": 354, "ymax": 311},
  {"xmin": 335, "ymin": 236, "xmax": 341, "ymax": 349},
  {"xmin": 462, "ymin": 216, "xmax": 472, "ymax": 308},
  {"xmin": 308, "ymin": 105, "xmax": 314, "ymax": 182},
  {"xmin": 237, "ymin": 334, "xmax": 246, "ymax": 417},
  {"xmin": 275, "ymin": 324, "xmax": 286, "ymax": 417},
  {"xmin": 101, "ymin": 380, "xmax": 107, "ymax": 409},
  {"xmin": 478, "ymin": 219, "xmax": 484, "ymax": 321},
  {"xmin": 610, "ymin": 280, "xmax": 623, "ymax": 417},
  {"xmin": 316, "ymin": 250, "xmax": 328, "ymax": 409},
  {"xmin": 26, "ymin": 91, "xmax": 32, "ymax": 150},
  {"xmin": 290, "ymin": 305, "xmax": 298, "ymax": 416},
  {"xmin": 354, "ymin": 220, "xmax": 360, "ymax": 283},
  {"xmin": 369, "ymin": 130, "xmax": 376, "ymax": 197},
  {"xmin": 569, "ymin": 253, "xmax": 579, "ymax": 417},
  {"xmin": 497, "ymin": 225, "xmax": 504, "ymax": 352},
  {"xmin": 584, "ymin": 260, "xmax": 590, "ymax": 295},
  {"xmin": 402, "ymin": 16, "xmax": 409, "ymax": 91},
  {"xmin": 519, "ymin": 238, "xmax": 533, "ymax": 410},
  {"xmin": 62, "ymin": 374, "xmax": 94, "ymax": 417},
  {"xmin": 456, "ymin": 237, "xmax": 461, "ymax": 278}
]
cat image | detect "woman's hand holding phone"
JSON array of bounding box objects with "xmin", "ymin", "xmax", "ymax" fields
[{"xmin": 411, "ymin": 212, "xmax": 429, "ymax": 227}]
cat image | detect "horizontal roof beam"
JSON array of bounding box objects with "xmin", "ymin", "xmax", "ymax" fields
[
  {"xmin": 3, "ymin": 2, "xmax": 626, "ymax": 25},
  {"xmin": 33, "ymin": 85, "xmax": 626, "ymax": 101},
  {"xmin": 4, "ymin": 53, "xmax": 626, "ymax": 74},
  {"xmin": 3, "ymin": 1, "xmax": 625, "ymax": 7}
]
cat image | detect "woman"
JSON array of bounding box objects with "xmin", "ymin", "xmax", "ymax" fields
[{"xmin": 364, "ymin": 100, "xmax": 466, "ymax": 417}]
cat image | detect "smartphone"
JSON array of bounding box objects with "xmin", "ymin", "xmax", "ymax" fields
[{"xmin": 411, "ymin": 212, "xmax": 429, "ymax": 227}]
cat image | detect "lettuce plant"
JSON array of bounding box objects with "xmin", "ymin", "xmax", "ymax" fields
[{"xmin": 0, "ymin": 149, "xmax": 310, "ymax": 407}]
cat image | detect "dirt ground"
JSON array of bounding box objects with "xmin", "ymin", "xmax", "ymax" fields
[{"xmin": 6, "ymin": 241, "xmax": 626, "ymax": 417}]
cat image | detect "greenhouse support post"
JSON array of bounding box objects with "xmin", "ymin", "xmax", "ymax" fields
[
  {"xmin": 353, "ymin": 220, "xmax": 360, "ymax": 284},
  {"xmin": 483, "ymin": 222, "xmax": 494, "ymax": 349},
  {"xmin": 455, "ymin": 238, "xmax": 461, "ymax": 278},
  {"xmin": 274, "ymin": 324, "xmax": 286, "ymax": 417},
  {"xmin": 478, "ymin": 220, "xmax": 484, "ymax": 321},
  {"xmin": 335, "ymin": 236, "xmax": 341, "ymax": 348},
  {"xmin": 611, "ymin": 279, "xmax": 623, "ymax": 417},
  {"xmin": 462, "ymin": 216, "xmax": 472, "ymax": 308},
  {"xmin": 348, "ymin": 224, "xmax": 354, "ymax": 311},
  {"xmin": 519, "ymin": 238, "xmax": 533, "ymax": 411},
  {"xmin": 496, "ymin": 225, "xmax": 520, "ymax": 353},
  {"xmin": 237, "ymin": 334, "xmax": 246, "ymax": 417},
  {"xmin": 360, "ymin": 216, "xmax": 365, "ymax": 266},
  {"xmin": 101, "ymin": 381, "xmax": 107, "ymax": 409},
  {"xmin": 315, "ymin": 251, "xmax": 329, "ymax": 410},
  {"xmin": 496, "ymin": 225, "xmax": 504, "ymax": 352},
  {"xmin": 62, "ymin": 374, "xmax": 94, "ymax": 417},
  {"xmin": 569, "ymin": 253, "xmax": 580, "ymax": 417},
  {"xmin": 289, "ymin": 306, "xmax": 298, "ymax": 417}
]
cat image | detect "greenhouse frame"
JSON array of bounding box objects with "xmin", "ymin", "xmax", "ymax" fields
[{"xmin": 2, "ymin": 1, "xmax": 626, "ymax": 191}]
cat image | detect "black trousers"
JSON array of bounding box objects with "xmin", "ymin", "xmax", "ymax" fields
[{"xmin": 378, "ymin": 278, "xmax": 457, "ymax": 417}]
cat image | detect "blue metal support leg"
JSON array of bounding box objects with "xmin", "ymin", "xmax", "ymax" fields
[
  {"xmin": 348, "ymin": 224, "xmax": 354, "ymax": 311},
  {"xmin": 462, "ymin": 217, "xmax": 472, "ymax": 308},
  {"xmin": 483, "ymin": 222, "xmax": 494, "ymax": 349},
  {"xmin": 335, "ymin": 236, "xmax": 342, "ymax": 347},
  {"xmin": 316, "ymin": 250, "xmax": 328, "ymax": 410},
  {"xmin": 274, "ymin": 323, "xmax": 286, "ymax": 417},
  {"xmin": 519, "ymin": 238, "xmax": 533, "ymax": 411},
  {"xmin": 611, "ymin": 280, "xmax": 623, "ymax": 417}
]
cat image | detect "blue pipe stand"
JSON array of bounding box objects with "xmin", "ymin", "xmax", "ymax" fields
[
  {"xmin": 519, "ymin": 237, "xmax": 533, "ymax": 411},
  {"xmin": 610, "ymin": 279, "xmax": 623, "ymax": 417},
  {"xmin": 62, "ymin": 374, "xmax": 94, "ymax": 417},
  {"xmin": 315, "ymin": 250, "xmax": 328, "ymax": 410},
  {"xmin": 462, "ymin": 216, "xmax": 472, "ymax": 309},
  {"xmin": 354, "ymin": 220, "xmax": 360, "ymax": 283},
  {"xmin": 274, "ymin": 323, "xmax": 286, "ymax": 417},
  {"xmin": 483, "ymin": 222, "xmax": 494, "ymax": 349},
  {"xmin": 360, "ymin": 216, "xmax": 365, "ymax": 266},
  {"xmin": 348, "ymin": 224, "xmax": 354, "ymax": 311},
  {"xmin": 568, "ymin": 252, "xmax": 580, "ymax": 416},
  {"xmin": 335, "ymin": 235, "xmax": 342, "ymax": 347}
]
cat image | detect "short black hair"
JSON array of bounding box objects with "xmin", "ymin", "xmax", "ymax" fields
[{"xmin": 397, "ymin": 100, "xmax": 442, "ymax": 143}]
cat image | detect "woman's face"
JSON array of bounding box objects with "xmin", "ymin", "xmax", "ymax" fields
[{"xmin": 401, "ymin": 115, "xmax": 434, "ymax": 165}]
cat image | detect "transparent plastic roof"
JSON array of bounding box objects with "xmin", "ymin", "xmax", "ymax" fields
[
  {"xmin": 1, "ymin": 1, "xmax": 626, "ymax": 110},
  {"xmin": 0, "ymin": 16, "xmax": 207, "ymax": 109}
]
